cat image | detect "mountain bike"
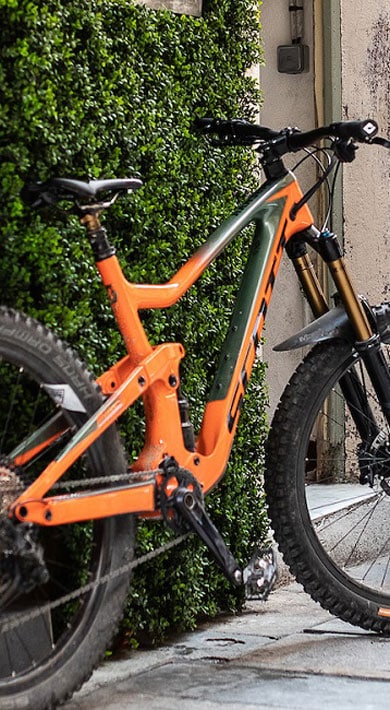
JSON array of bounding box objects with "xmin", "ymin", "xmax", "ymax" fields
[{"xmin": 1, "ymin": 116, "xmax": 390, "ymax": 709}]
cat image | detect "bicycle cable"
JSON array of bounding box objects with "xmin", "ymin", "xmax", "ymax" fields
[
  {"xmin": 326, "ymin": 159, "xmax": 342, "ymax": 232},
  {"xmin": 291, "ymin": 145, "xmax": 335, "ymax": 231}
]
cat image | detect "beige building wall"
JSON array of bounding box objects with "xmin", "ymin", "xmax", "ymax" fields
[
  {"xmin": 259, "ymin": 0, "xmax": 317, "ymax": 414},
  {"xmin": 340, "ymin": 2, "xmax": 390, "ymax": 305},
  {"xmin": 260, "ymin": 0, "xmax": 390, "ymax": 417}
]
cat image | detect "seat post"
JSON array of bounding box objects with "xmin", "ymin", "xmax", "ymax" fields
[{"xmin": 80, "ymin": 212, "xmax": 116, "ymax": 261}]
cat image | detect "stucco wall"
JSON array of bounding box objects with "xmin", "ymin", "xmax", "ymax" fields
[
  {"xmin": 260, "ymin": 0, "xmax": 316, "ymax": 414},
  {"xmin": 340, "ymin": 3, "xmax": 390, "ymax": 304},
  {"xmin": 260, "ymin": 0, "xmax": 389, "ymax": 416}
]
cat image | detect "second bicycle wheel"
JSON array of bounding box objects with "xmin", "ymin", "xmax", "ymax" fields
[
  {"xmin": 265, "ymin": 329, "xmax": 390, "ymax": 632},
  {"xmin": 0, "ymin": 308, "xmax": 135, "ymax": 710}
]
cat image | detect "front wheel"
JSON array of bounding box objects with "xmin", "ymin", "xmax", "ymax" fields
[
  {"xmin": 265, "ymin": 333, "xmax": 390, "ymax": 633},
  {"xmin": 0, "ymin": 308, "xmax": 135, "ymax": 710}
]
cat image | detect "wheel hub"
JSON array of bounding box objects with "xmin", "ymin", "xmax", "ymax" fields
[
  {"xmin": 358, "ymin": 435, "xmax": 390, "ymax": 490},
  {"xmin": 0, "ymin": 518, "xmax": 50, "ymax": 606}
]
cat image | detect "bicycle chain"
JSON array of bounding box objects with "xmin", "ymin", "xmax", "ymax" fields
[
  {"xmin": 0, "ymin": 468, "xmax": 191, "ymax": 634},
  {"xmin": 1, "ymin": 530, "xmax": 191, "ymax": 634},
  {"xmin": 0, "ymin": 469, "xmax": 156, "ymax": 494}
]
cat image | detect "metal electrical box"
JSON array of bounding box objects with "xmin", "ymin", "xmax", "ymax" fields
[{"xmin": 277, "ymin": 43, "xmax": 309, "ymax": 74}]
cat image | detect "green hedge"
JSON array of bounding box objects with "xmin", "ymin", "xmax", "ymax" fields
[{"xmin": 0, "ymin": 0, "xmax": 269, "ymax": 642}]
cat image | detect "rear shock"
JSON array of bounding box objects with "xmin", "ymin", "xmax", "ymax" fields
[{"xmin": 177, "ymin": 389, "xmax": 195, "ymax": 451}]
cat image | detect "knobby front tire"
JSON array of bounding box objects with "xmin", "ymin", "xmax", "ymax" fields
[
  {"xmin": 0, "ymin": 309, "xmax": 135, "ymax": 710},
  {"xmin": 265, "ymin": 330, "xmax": 390, "ymax": 633}
]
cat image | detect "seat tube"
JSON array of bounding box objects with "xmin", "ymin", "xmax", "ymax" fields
[{"xmin": 80, "ymin": 212, "xmax": 153, "ymax": 363}]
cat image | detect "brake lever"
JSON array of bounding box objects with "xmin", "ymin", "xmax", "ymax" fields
[{"xmin": 371, "ymin": 136, "xmax": 390, "ymax": 149}]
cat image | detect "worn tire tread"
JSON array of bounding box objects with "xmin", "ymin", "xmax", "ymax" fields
[{"xmin": 265, "ymin": 338, "xmax": 390, "ymax": 634}]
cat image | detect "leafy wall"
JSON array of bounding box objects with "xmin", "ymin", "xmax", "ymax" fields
[{"xmin": 0, "ymin": 0, "xmax": 268, "ymax": 641}]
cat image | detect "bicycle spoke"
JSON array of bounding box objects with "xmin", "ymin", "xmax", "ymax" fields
[{"xmin": 304, "ymin": 345, "xmax": 390, "ymax": 595}]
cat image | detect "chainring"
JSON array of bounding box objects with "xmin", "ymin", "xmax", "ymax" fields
[{"xmin": 159, "ymin": 465, "xmax": 203, "ymax": 534}]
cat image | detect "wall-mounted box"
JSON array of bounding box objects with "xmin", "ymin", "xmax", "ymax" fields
[{"xmin": 277, "ymin": 44, "xmax": 309, "ymax": 74}]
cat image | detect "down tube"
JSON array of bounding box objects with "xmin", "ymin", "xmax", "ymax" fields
[{"xmin": 196, "ymin": 202, "xmax": 287, "ymax": 482}]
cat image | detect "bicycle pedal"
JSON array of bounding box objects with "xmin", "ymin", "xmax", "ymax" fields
[{"xmin": 243, "ymin": 547, "xmax": 278, "ymax": 601}]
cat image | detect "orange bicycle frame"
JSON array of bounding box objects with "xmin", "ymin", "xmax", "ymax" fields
[{"xmin": 12, "ymin": 172, "xmax": 314, "ymax": 526}]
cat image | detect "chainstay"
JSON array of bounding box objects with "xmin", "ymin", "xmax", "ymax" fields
[
  {"xmin": 1, "ymin": 467, "xmax": 190, "ymax": 633},
  {"xmin": 0, "ymin": 531, "xmax": 191, "ymax": 634},
  {"xmin": 0, "ymin": 468, "xmax": 159, "ymax": 494}
]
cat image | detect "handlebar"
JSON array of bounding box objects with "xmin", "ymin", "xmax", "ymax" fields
[
  {"xmin": 288, "ymin": 119, "xmax": 380, "ymax": 150},
  {"xmin": 193, "ymin": 117, "xmax": 390, "ymax": 156},
  {"xmin": 193, "ymin": 117, "xmax": 280, "ymax": 144}
]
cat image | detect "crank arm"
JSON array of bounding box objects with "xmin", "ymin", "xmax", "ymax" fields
[{"xmin": 173, "ymin": 487, "xmax": 242, "ymax": 586}]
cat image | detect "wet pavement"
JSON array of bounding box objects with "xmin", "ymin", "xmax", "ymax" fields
[
  {"xmin": 64, "ymin": 483, "xmax": 390, "ymax": 709},
  {"xmin": 63, "ymin": 580, "xmax": 390, "ymax": 709}
]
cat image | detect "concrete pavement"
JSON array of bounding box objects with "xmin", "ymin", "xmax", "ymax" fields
[
  {"xmin": 63, "ymin": 483, "xmax": 390, "ymax": 709},
  {"xmin": 63, "ymin": 580, "xmax": 390, "ymax": 709}
]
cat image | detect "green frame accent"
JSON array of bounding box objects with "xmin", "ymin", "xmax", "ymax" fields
[
  {"xmin": 209, "ymin": 202, "xmax": 286, "ymax": 401},
  {"xmin": 189, "ymin": 174, "xmax": 292, "ymax": 289}
]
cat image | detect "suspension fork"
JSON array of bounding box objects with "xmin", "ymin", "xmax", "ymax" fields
[
  {"xmin": 324, "ymin": 232, "xmax": 390, "ymax": 429},
  {"xmin": 287, "ymin": 228, "xmax": 389, "ymax": 442}
]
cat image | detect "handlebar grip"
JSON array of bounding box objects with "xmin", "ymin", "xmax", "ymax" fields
[
  {"xmin": 192, "ymin": 117, "xmax": 217, "ymax": 134},
  {"xmin": 193, "ymin": 117, "xmax": 255, "ymax": 136},
  {"xmin": 329, "ymin": 119, "xmax": 378, "ymax": 141},
  {"xmin": 287, "ymin": 119, "xmax": 379, "ymax": 152},
  {"xmin": 20, "ymin": 182, "xmax": 48, "ymax": 208}
]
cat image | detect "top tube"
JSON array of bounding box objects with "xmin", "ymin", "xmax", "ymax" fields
[{"xmin": 129, "ymin": 171, "xmax": 313, "ymax": 310}]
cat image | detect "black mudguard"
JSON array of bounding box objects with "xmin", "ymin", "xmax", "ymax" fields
[
  {"xmin": 274, "ymin": 302, "xmax": 390, "ymax": 352},
  {"xmin": 274, "ymin": 306, "xmax": 354, "ymax": 352}
]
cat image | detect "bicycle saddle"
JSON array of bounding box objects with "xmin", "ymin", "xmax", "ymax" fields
[{"xmin": 21, "ymin": 177, "xmax": 143, "ymax": 209}]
